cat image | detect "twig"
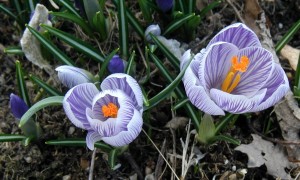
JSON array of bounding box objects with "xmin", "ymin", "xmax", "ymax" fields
[
  {"xmin": 225, "ymin": 0, "xmax": 245, "ymax": 24},
  {"xmin": 155, "ymin": 139, "xmax": 167, "ymax": 179},
  {"xmin": 122, "ymin": 151, "xmax": 144, "ymax": 180},
  {"xmin": 88, "ymin": 148, "xmax": 97, "ymax": 180}
]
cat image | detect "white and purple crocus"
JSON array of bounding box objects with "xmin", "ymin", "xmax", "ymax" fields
[
  {"xmin": 63, "ymin": 73, "xmax": 143, "ymax": 150},
  {"xmin": 181, "ymin": 23, "xmax": 289, "ymax": 115}
]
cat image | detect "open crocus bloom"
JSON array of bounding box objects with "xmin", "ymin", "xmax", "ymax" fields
[
  {"xmin": 181, "ymin": 23, "xmax": 289, "ymax": 115},
  {"xmin": 63, "ymin": 73, "xmax": 143, "ymax": 150}
]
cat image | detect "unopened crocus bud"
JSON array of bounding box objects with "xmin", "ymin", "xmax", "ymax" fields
[
  {"xmin": 56, "ymin": 65, "xmax": 96, "ymax": 89},
  {"xmin": 108, "ymin": 55, "xmax": 126, "ymax": 74},
  {"xmin": 156, "ymin": 0, "xmax": 173, "ymax": 12},
  {"xmin": 145, "ymin": 24, "xmax": 161, "ymax": 42},
  {"xmin": 10, "ymin": 93, "xmax": 29, "ymax": 119}
]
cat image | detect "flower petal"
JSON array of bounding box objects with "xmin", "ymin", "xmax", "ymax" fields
[
  {"xmin": 250, "ymin": 64, "xmax": 289, "ymax": 112},
  {"xmin": 101, "ymin": 109, "xmax": 143, "ymax": 147},
  {"xmin": 156, "ymin": 0, "xmax": 173, "ymax": 12},
  {"xmin": 182, "ymin": 61, "xmax": 225, "ymax": 115},
  {"xmin": 207, "ymin": 23, "xmax": 261, "ymax": 49},
  {"xmin": 86, "ymin": 130, "xmax": 103, "ymax": 150},
  {"xmin": 63, "ymin": 83, "xmax": 99, "ymax": 130},
  {"xmin": 108, "ymin": 55, "xmax": 126, "ymax": 74},
  {"xmin": 9, "ymin": 93, "xmax": 29, "ymax": 119},
  {"xmin": 210, "ymin": 88, "xmax": 266, "ymax": 114},
  {"xmin": 200, "ymin": 42, "xmax": 239, "ymax": 90},
  {"xmin": 232, "ymin": 47, "xmax": 274, "ymax": 97},
  {"xmin": 56, "ymin": 65, "xmax": 95, "ymax": 88},
  {"xmin": 101, "ymin": 73, "xmax": 143, "ymax": 112}
]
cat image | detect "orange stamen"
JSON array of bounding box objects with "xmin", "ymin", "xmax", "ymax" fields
[
  {"xmin": 221, "ymin": 55, "xmax": 250, "ymax": 93},
  {"xmin": 102, "ymin": 103, "xmax": 118, "ymax": 118}
]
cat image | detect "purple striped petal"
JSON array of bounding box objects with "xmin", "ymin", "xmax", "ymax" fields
[
  {"xmin": 9, "ymin": 93, "xmax": 29, "ymax": 119},
  {"xmin": 101, "ymin": 73, "xmax": 143, "ymax": 112},
  {"xmin": 63, "ymin": 83, "xmax": 99, "ymax": 130},
  {"xmin": 232, "ymin": 47, "xmax": 274, "ymax": 97},
  {"xmin": 250, "ymin": 64, "xmax": 290, "ymax": 112},
  {"xmin": 200, "ymin": 42, "xmax": 239, "ymax": 90},
  {"xmin": 210, "ymin": 88, "xmax": 266, "ymax": 114},
  {"xmin": 86, "ymin": 130, "xmax": 103, "ymax": 150},
  {"xmin": 207, "ymin": 23, "xmax": 261, "ymax": 49},
  {"xmin": 182, "ymin": 61, "xmax": 225, "ymax": 115},
  {"xmin": 101, "ymin": 109, "xmax": 143, "ymax": 147},
  {"xmin": 56, "ymin": 65, "xmax": 95, "ymax": 88}
]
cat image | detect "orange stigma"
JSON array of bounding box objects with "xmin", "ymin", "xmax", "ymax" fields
[
  {"xmin": 221, "ymin": 55, "xmax": 250, "ymax": 93},
  {"xmin": 102, "ymin": 103, "xmax": 118, "ymax": 118}
]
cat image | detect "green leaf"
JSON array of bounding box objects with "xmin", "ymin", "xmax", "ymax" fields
[
  {"xmin": 40, "ymin": 24, "xmax": 104, "ymax": 63},
  {"xmin": 50, "ymin": 12, "xmax": 94, "ymax": 36},
  {"xmin": 294, "ymin": 54, "xmax": 300, "ymax": 95},
  {"xmin": 55, "ymin": 0, "xmax": 81, "ymax": 18},
  {"xmin": 148, "ymin": 52, "xmax": 200, "ymax": 130},
  {"xmin": 4, "ymin": 46, "xmax": 24, "ymax": 55},
  {"xmin": 163, "ymin": 13, "xmax": 195, "ymax": 36},
  {"xmin": 188, "ymin": 0, "xmax": 196, "ymax": 14},
  {"xmin": 108, "ymin": 149, "xmax": 118, "ymax": 170},
  {"xmin": 215, "ymin": 113, "xmax": 239, "ymax": 134},
  {"xmin": 45, "ymin": 139, "xmax": 113, "ymax": 152},
  {"xmin": 0, "ymin": 134, "xmax": 26, "ymax": 142},
  {"xmin": 172, "ymin": 98, "xmax": 189, "ymax": 110},
  {"xmin": 98, "ymin": 48, "xmax": 119, "ymax": 80},
  {"xmin": 126, "ymin": 50, "xmax": 136, "ymax": 75},
  {"xmin": 92, "ymin": 11, "xmax": 108, "ymax": 40},
  {"xmin": 138, "ymin": 0, "xmax": 152, "ymax": 22},
  {"xmin": 146, "ymin": 51, "xmax": 193, "ymax": 109},
  {"xmin": 16, "ymin": 60, "xmax": 31, "ymax": 107},
  {"xmin": 197, "ymin": 114, "xmax": 216, "ymax": 144},
  {"xmin": 19, "ymin": 96, "xmax": 64, "ymax": 127},
  {"xmin": 199, "ymin": 0, "xmax": 222, "ymax": 18},
  {"xmin": 118, "ymin": 0, "xmax": 129, "ymax": 59},
  {"xmin": 29, "ymin": 74, "xmax": 63, "ymax": 96},
  {"xmin": 150, "ymin": 34, "xmax": 180, "ymax": 70},
  {"xmin": 275, "ymin": 19, "xmax": 300, "ymax": 53},
  {"xmin": 26, "ymin": 25, "xmax": 75, "ymax": 66},
  {"xmin": 83, "ymin": 0, "xmax": 100, "ymax": 25},
  {"xmin": 211, "ymin": 134, "xmax": 241, "ymax": 145}
]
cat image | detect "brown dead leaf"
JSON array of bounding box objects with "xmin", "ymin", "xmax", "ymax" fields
[
  {"xmin": 243, "ymin": 0, "xmax": 262, "ymax": 35},
  {"xmin": 164, "ymin": 117, "xmax": 188, "ymax": 129},
  {"xmin": 280, "ymin": 44, "xmax": 300, "ymax": 71},
  {"xmin": 235, "ymin": 134, "xmax": 293, "ymax": 179}
]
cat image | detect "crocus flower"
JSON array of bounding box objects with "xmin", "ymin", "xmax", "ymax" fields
[
  {"xmin": 145, "ymin": 24, "xmax": 161, "ymax": 42},
  {"xmin": 63, "ymin": 73, "xmax": 143, "ymax": 150},
  {"xmin": 56, "ymin": 65, "xmax": 96, "ymax": 88},
  {"xmin": 156, "ymin": 0, "xmax": 173, "ymax": 12},
  {"xmin": 10, "ymin": 93, "xmax": 29, "ymax": 119},
  {"xmin": 181, "ymin": 23, "xmax": 289, "ymax": 115},
  {"xmin": 108, "ymin": 55, "xmax": 126, "ymax": 74}
]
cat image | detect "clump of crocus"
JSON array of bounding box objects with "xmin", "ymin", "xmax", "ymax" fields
[
  {"xmin": 56, "ymin": 65, "xmax": 96, "ymax": 88},
  {"xmin": 9, "ymin": 93, "xmax": 41, "ymax": 138},
  {"xmin": 108, "ymin": 55, "xmax": 126, "ymax": 74},
  {"xmin": 156, "ymin": 0, "xmax": 173, "ymax": 12},
  {"xmin": 181, "ymin": 23, "xmax": 289, "ymax": 115},
  {"xmin": 63, "ymin": 73, "xmax": 143, "ymax": 150}
]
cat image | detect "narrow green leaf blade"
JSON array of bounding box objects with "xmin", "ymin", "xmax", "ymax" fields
[
  {"xmin": 40, "ymin": 24, "xmax": 104, "ymax": 63},
  {"xmin": 29, "ymin": 74, "xmax": 63, "ymax": 96},
  {"xmin": 56, "ymin": 0, "xmax": 81, "ymax": 18},
  {"xmin": 108, "ymin": 149, "xmax": 118, "ymax": 170},
  {"xmin": 0, "ymin": 134, "xmax": 27, "ymax": 142},
  {"xmin": 45, "ymin": 139, "xmax": 113, "ymax": 152},
  {"xmin": 16, "ymin": 60, "xmax": 31, "ymax": 107},
  {"xmin": 4, "ymin": 46, "xmax": 24, "ymax": 55},
  {"xmin": 162, "ymin": 13, "xmax": 195, "ymax": 36},
  {"xmin": 199, "ymin": 0, "xmax": 222, "ymax": 18},
  {"xmin": 211, "ymin": 134, "xmax": 241, "ymax": 145},
  {"xmin": 98, "ymin": 48, "xmax": 119, "ymax": 80},
  {"xmin": 118, "ymin": 0, "xmax": 129, "ymax": 59},
  {"xmin": 26, "ymin": 25, "xmax": 75, "ymax": 66},
  {"xmin": 19, "ymin": 96, "xmax": 64, "ymax": 127},
  {"xmin": 126, "ymin": 50, "xmax": 136, "ymax": 75}
]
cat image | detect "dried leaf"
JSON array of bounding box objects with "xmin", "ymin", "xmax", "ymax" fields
[
  {"xmin": 235, "ymin": 134, "xmax": 293, "ymax": 179},
  {"xmin": 164, "ymin": 117, "xmax": 188, "ymax": 129},
  {"xmin": 280, "ymin": 44, "xmax": 300, "ymax": 71}
]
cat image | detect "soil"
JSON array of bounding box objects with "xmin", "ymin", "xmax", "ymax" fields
[{"xmin": 0, "ymin": 0, "xmax": 300, "ymax": 180}]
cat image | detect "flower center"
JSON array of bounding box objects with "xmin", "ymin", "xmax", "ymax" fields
[
  {"xmin": 102, "ymin": 103, "xmax": 118, "ymax": 118},
  {"xmin": 221, "ymin": 55, "xmax": 250, "ymax": 93}
]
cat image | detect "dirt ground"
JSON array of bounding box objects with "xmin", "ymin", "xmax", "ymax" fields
[{"xmin": 0, "ymin": 0, "xmax": 300, "ymax": 179}]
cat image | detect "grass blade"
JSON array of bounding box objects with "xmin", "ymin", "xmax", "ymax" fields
[
  {"xmin": 126, "ymin": 50, "xmax": 136, "ymax": 75},
  {"xmin": 0, "ymin": 134, "xmax": 27, "ymax": 142},
  {"xmin": 56, "ymin": 0, "xmax": 81, "ymax": 18},
  {"xmin": 29, "ymin": 74, "xmax": 63, "ymax": 96},
  {"xmin": 16, "ymin": 60, "xmax": 31, "ymax": 106},
  {"xmin": 118, "ymin": 0, "xmax": 129, "ymax": 59},
  {"xmin": 4, "ymin": 46, "xmax": 24, "ymax": 55},
  {"xmin": 19, "ymin": 96, "xmax": 64, "ymax": 127},
  {"xmin": 98, "ymin": 48, "xmax": 119, "ymax": 80},
  {"xmin": 40, "ymin": 24, "xmax": 104, "ymax": 63},
  {"xmin": 162, "ymin": 13, "xmax": 195, "ymax": 36},
  {"xmin": 26, "ymin": 25, "xmax": 75, "ymax": 66}
]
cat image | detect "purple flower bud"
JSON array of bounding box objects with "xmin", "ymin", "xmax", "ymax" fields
[
  {"xmin": 108, "ymin": 55, "xmax": 126, "ymax": 74},
  {"xmin": 10, "ymin": 93, "xmax": 29, "ymax": 119},
  {"xmin": 156, "ymin": 0, "xmax": 173, "ymax": 12}
]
